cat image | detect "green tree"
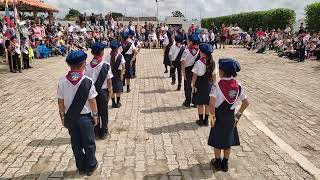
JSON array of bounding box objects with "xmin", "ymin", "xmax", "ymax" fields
[
  {"xmin": 305, "ymin": 2, "xmax": 320, "ymax": 33},
  {"xmin": 172, "ymin": 11, "xmax": 185, "ymax": 18},
  {"xmin": 110, "ymin": 12, "xmax": 124, "ymax": 19},
  {"xmin": 65, "ymin": 8, "xmax": 81, "ymax": 20}
]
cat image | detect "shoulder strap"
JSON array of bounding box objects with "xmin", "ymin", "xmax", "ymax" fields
[
  {"xmin": 121, "ymin": 42, "xmax": 132, "ymax": 55},
  {"xmin": 192, "ymin": 54, "xmax": 201, "ymax": 66},
  {"xmin": 65, "ymin": 77, "xmax": 92, "ymax": 127},
  {"xmin": 113, "ymin": 54, "xmax": 122, "ymax": 71},
  {"xmin": 175, "ymin": 47, "xmax": 185, "ymax": 62},
  {"xmin": 94, "ymin": 63, "xmax": 109, "ymax": 92}
]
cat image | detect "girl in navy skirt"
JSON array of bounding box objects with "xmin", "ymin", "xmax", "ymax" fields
[
  {"xmin": 105, "ymin": 39, "xmax": 126, "ymax": 108},
  {"xmin": 191, "ymin": 43, "xmax": 216, "ymax": 126},
  {"xmin": 208, "ymin": 58, "xmax": 249, "ymax": 172}
]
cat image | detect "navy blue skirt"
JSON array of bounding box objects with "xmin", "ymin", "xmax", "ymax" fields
[
  {"xmin": 112, "ymin": 76, "xmax": 123, "ymax": 93},
  {"xmin": 208, "ymin": 101, "xmax": 240, "ymax": 149}
]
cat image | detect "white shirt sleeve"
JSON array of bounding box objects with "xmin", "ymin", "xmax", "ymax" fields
[
  {"xmin": 88, "ymin": 80, "xmax": 98, "ymax": 100},
  {"xmin": 209, "ymin": 85, "xmax": 218, "ymax": 98},
  {"xmin": 104, "ymin": 54, "xmax": 111, "ymax": 64},
  {"xmin": 192, "ymin": 61, "xmax": 201, "ymax": 75},
  {"xmin": 57, "ymin": 80, "xmax": 64, "ymax": 99},
  {"xmin": 238, "ymin": 85, "xmax": 248, "ymax": 100},
  {"xmin": 107, "ymin": 64, "xmax": 113, "ymax": 79},
  {"xmin": 181, "ymin": 49, "xmax": 187, "ymax": 62}
]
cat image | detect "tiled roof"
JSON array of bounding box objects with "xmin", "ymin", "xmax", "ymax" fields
[{"xmin": 0, "ymin": 0, "xmax": 59, "ymax": 12}]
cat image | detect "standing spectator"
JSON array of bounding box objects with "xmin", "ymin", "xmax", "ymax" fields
[
  {"xmin": 90, "ymin": 13, "xmax": 96, "ymax": 27},
  {"xmin": 99, "ymin": 15, "xmax": 105, "ymax": 32}
]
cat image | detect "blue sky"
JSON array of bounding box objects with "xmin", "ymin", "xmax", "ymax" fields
[{"xmin": 46, "ymin": 0, "xmax": 318, "ymax": 20}]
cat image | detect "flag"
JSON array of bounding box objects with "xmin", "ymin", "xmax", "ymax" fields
[{"xmin": 5, "ymin": 0, "xmax": 10, "ymax": 27}]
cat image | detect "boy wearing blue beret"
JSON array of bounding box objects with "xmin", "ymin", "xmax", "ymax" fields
[
  {"xmin": 181, "ymin": 34, "xmax": 201, "ymax": 107},
  {"xmin": 120, "ymin": 31, "xmax": 138, "ymax": 93},
  {"xmin": 208, "ymin": 58, "xmax": 249, "ymax": 172},
  {"xmin": 85, "ymin": 42, "xmax": 113, "ymax": 140},
  {"xmin": 169, "ymin": 35, "xmax": 185, "ymax": 91},
  {"xmin": 57, "ymin": 50, "xmax": 99, "ymax": 176}
]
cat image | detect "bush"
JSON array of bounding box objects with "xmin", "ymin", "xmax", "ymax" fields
[
  {"xmin": 202, "ymin": 8, "xmax": 296, "ymax": 31},
  {"xmin": 305, "ymin": 2, "xmax": 320, "ymax": 33}
]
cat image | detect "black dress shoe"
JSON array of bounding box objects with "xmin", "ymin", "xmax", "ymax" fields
[
  {"xmin": 196, "ymin": 120, "xmax": 204, "ymax": 126},
  {"xmin": 176, "ymin": 85, "xmax": 181, "ymax": 91},
  {"xmin": 183, "ymin": 102, "xmax": 190, "ymax": 107},
  {"xmin": 112, "ymin": 104, "xmax": 117, "ymax": 108},
  {"xmin": 164, "ymin": 70, "xmax": 168, "ymax": 73},
  {"xmin": 116, "ymin": 103, "xmax": 122, "ymax": 108},
  {"xmin": 211, "ymin": 158, "xmax": 222, "ymax": 171},
  {"xmin": 221, "ymin": 159, "xmax": 229, "ymax": 172},
  {"xmin": 86, "ymin": 162, "xmax": 99, "ymax": 176},
  {"xmin": 78, "ymin": 170, "xmax": 86, "ymax": 175}
]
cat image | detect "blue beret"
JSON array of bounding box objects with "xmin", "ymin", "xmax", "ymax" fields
[
  {"xmin": 188, "ymin": 34, "xmax": 200, "ymax": 44},
  {"xmin": 175, "ymin": 35, "xmax": 183, "ymax": 43},
  {"xmin": 128, "ymin": 30, "xmax": 135, "ymax": 36},
  {"xmin": 110, "ymin": 39, "xmax": 121, "ymax": 49},
  {"xmin": 195, "ymin": 28, "xmax": 202, "ymax": 35},
  {"xmin": 218, "ymin": 58, "xmax": 241, "ymax": 73},
  {"xmin": 121, "ymin": 31, "xmax": 129, "ymax": 39},
  {"xmin": 66, "ymin": 50, "xmax": 87, "ymax": 65},
  {"xmin": 91, "ymin": 42, "xmax": 107, "ymax": 52},
  {"xmin": 199, "ymin": 43, "xmax": 213, "ymax": 56}
]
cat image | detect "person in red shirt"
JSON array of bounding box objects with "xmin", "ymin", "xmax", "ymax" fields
[{"xmin": 257, "ymin": 28, "xmax": 264, "ymax": 38}]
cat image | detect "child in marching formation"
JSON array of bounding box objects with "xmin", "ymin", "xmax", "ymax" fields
[
  {"xmin": 85, "ymin": 42, "xmax": 113, "ymax": 140},
  {"xmin": 105, "ymin": 39, "xmax": 126, "ymax": 108},
  {"xmin": 192, "ymin": 43, "xmax": 216, "ymax": 126},
  {"xmin": 57, "ymin": 50, "xmax": 99, "ymax": 176},
  {"xmin": 169, "ymin": 35, "xmax": 185, "ymax": 91},
  {"xmin": 208, "ymin": 58, "xmax": 249, "ymax": 172}
]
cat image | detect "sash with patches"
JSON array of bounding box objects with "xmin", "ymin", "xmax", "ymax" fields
[
  {"xmin": 90, "ymin": 56, "xmax": 103, "ymax": 68},
  {"xmin": 66, "ymin": 71, "xmax": 83, "ymax": 85},
  {"xmin": 218, "ymin": 79, "xmax": 240, "ymax": 104},
  {"xmin": 94, "ymin": 63, "xmax": 110, "ymax": 92},
  {"xmin": 64, "ymin": 77, "xmax": 92, "ymax": 129}
]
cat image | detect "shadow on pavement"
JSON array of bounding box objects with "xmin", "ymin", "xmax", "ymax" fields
[
  {"xmin": 143, "ymin": 163, "xmax": 216, "ymax": 180},
  {"xmin": 140, "ymin": 106, "xmax": 188, "ymax": 114},
  {"xmin": 145, "ymin": 122, "xmax": 199, "ymax": 135},
  {"xmin": 10, "ymin": 170, "xmax": 78, "ymax": 180},
  {"xmin": 27, "ymin": 137, "xmax": 70, "ymax": 147},
  {"xmin": 139, "ymin": 76, "xmax": 167, "ymax": 80},
  {"xmin": 139, "ymin": 88, "xmax": 174, "ymax": 94}
]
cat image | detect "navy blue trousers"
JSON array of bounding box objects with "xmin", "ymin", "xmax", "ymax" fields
[
  {"xmin": 184, "ymin": 66, "xmax": 196, "ymax": 105},
  {"xmin": 68, "ymin": 114, "xmax": 97, "ymax": 171}
]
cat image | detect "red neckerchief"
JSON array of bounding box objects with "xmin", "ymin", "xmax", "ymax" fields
[
  {"xmin": 90, "ymin": 56, "xmax": 102, "ymax": 68},
  {"xmin": 66, "ymin": 70, "xmax": 83, "ymax": 85},
  {"xmin": 121, "ymin": 40, "xmax": 128, "ymax": 46},
  {"xmin": 218, "ymin": 79, "xmax": 240, "ymax": 104},
  {"xmin": 188, "ymin": 46, "xmax": 199, "ymax": 56},
  {"xmin": 199, "ymin": 56, "xmax": 207, "ymax": 65},
  {"xmin": 176, "ymin": 43, "xmax": 182, "ymax": 48}
]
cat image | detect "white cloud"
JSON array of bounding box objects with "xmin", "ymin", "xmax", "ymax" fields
[{"xmin": 46, "ymin": 0, "xmax": 318, "ymax": 20}]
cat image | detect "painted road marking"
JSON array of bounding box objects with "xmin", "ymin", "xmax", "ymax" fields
[{"xmin": 244, "ymin": 110, "xmax": 320, "ymax": 180}]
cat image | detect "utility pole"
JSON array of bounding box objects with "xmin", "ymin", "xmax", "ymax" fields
[{"xmin": 156, "ymin": 0, "xmax": 159, "ymax": 22}]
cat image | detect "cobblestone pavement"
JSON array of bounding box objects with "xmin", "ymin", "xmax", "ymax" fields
[{"xmin": 0, "ymin": 48, "xmax": 319, "ymax": 180}]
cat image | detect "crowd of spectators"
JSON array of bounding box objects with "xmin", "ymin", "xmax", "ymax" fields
[{"xmin": 204, "ymin": 22, "xmax": 320, "ymax": 62}]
